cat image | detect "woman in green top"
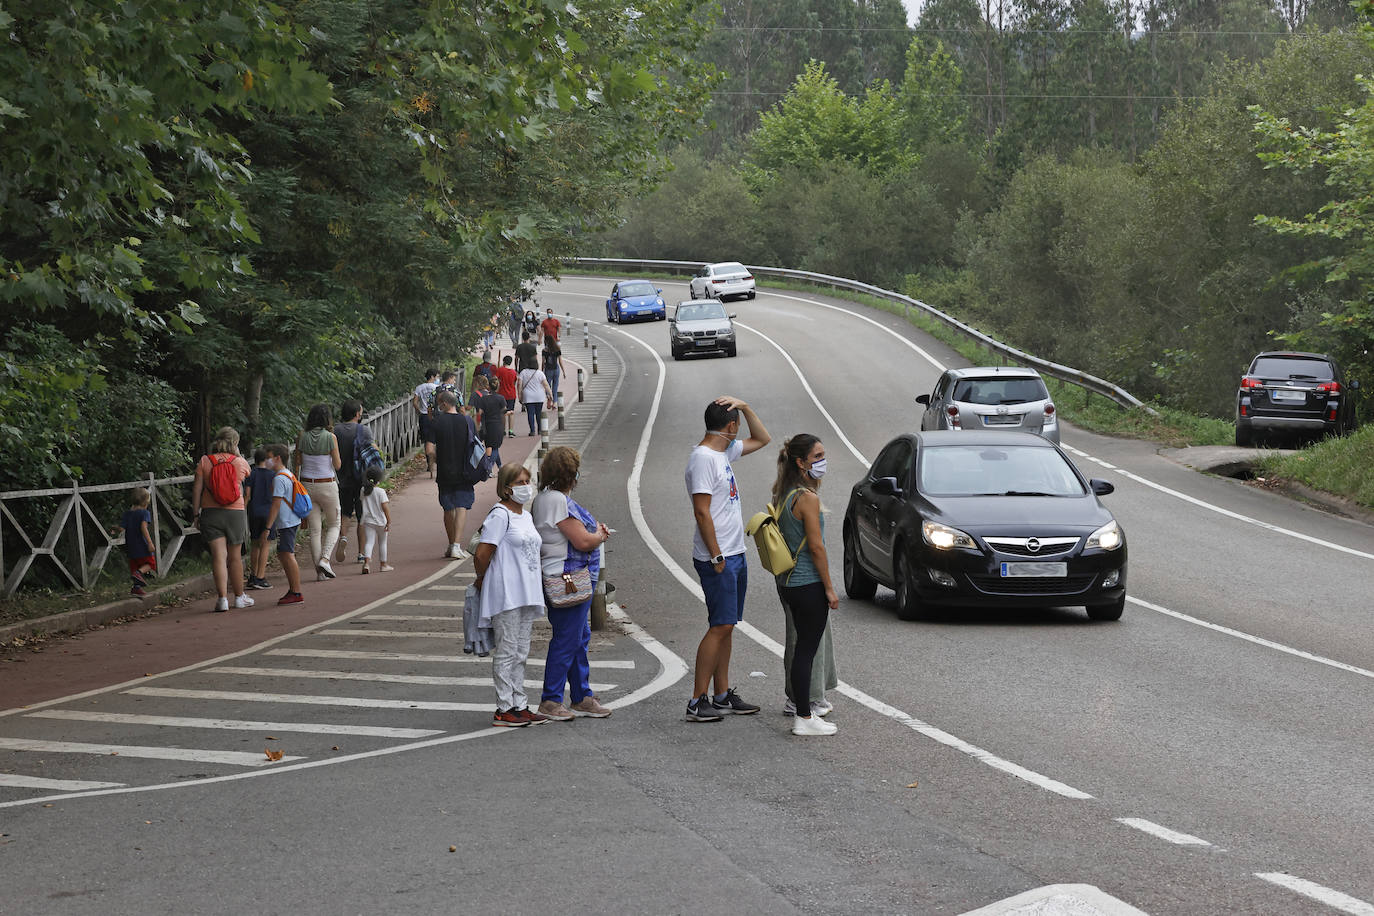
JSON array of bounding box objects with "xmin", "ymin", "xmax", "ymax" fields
[
  {"xmin": 294, "ymin": 403, "xmax": 343, "ymax": 580},
  {"xmin": 772, "ymin": 434, "xmax": 839, "ymax": 737}
]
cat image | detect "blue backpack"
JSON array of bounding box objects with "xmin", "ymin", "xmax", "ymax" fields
[{"xmin": 276, "ymin": 471, "xmax": 314, "ymax": 518}]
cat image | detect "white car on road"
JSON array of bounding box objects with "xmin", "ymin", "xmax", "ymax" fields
[{"xmin": 688, "ymin": 262, "xmax": 756, "ymax": 302}]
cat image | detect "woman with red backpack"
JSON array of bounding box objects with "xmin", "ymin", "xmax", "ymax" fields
[{"xmin": 191, "ymin": 426, "xmax": 255, "ymax": 612}]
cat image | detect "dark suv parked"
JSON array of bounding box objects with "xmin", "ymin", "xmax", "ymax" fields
[{"xmin": 1235, "ymin": 351, "xmax": 1360, "ymax": 446}]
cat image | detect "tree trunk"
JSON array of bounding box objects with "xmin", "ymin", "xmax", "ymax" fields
[{"xmin": 244, "ymin": 369, "xmax": 265, "ymax": 454}]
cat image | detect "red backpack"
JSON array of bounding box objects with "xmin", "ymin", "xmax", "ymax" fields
[{"xmin": 206, "ymin": 454, "xmax": 242, "ymax": 507}]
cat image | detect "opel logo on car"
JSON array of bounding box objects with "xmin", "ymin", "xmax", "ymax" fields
[
  {"xmin": 997, "ymin": 405, "xmax": 1009, "ymax": 415},
  {"xmin": 1027, "ymin": 537, "xmax": 1041, "ymax": 552}
]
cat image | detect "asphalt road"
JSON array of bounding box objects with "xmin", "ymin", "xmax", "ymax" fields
[{"xmin": 3, "ymin": 277, "xmax": 1371, "ymax": 915}]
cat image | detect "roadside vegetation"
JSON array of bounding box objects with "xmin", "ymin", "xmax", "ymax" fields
[{"xmin": 1258, "ymin": 426, "xmax": 1374, "ymax": 510}]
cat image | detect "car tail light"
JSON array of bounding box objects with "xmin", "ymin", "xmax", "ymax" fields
[
  {"xmin": 1329, "ymin": 408, "xmax": 1338, "ymax": 421},
  {"xmin": 1043, "ymin": 403, "xmax": 1055, "ymax": 416},
  {"xmin": 741, "ymin": 275, "xmax": 752, "ymax": 281},
  {"xmin": 947, "ymin": 405, "xmax": 961, "ymax": 430},
  {"xmin": 1240, "ymin": 377, "xmax": 1262, "ymax": 389},
  {"xmin": 1319, "ymin": 381, "xmax": 1342, "ymax": 393},
  {"xmin": 1240, "ymin": 404, "xmax": 1248, "ymax": 417}
]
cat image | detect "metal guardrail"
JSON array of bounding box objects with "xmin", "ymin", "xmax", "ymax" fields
[
  {"xmin": 0, "ymin": 391, "xmax": 425, "ymax": 597},
  {"xmin": 569, "ymin": 257, "xmax": 1157, "ymax": 416}
]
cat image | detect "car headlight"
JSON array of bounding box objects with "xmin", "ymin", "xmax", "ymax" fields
[
  {"xmin": 922, "ymin": 520, "xmax": 977, "ymax": 551},
  {"xmin": 656, "ymin": 298, "xmax": 664, "ymax": 306},
  {"xmin": 1086, "ymin": 520, "xmax": 1122, "ymax": 551},
  {"xmin": 718, "ymin": 329, "xmax": 735, "ymax": 339}
]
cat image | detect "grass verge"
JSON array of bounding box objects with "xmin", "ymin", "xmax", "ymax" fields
[
  {"xmin": 0, "ymin": 555, "xmax": 215, "ymax": 628},
  {"xmin": 1257, "ymin": 425, "xmax": 1374, "ymax": 510}
]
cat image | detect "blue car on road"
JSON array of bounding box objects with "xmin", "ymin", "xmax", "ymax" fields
[{"xmin": 606, "ymin": 280, "xmax": 667, "ymax": 324}]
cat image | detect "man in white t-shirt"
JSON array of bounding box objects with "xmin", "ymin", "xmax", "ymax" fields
[{"xmin": 684, "ymin": 395, "xmax": 771, "ymax": 722}]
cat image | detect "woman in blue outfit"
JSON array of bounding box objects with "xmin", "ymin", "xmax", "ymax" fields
[
  {"xmin": 772, "ymin": 434, "xmax": 839, "ymax": 737},
  {"xmin": 531, "ymin": 446, "xmax": 613, "ymax": 721}
]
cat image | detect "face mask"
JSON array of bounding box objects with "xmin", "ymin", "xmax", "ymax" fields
[
  {"xmin": 708, "ymin": 429, "xmax": 737, "ymax": 443},
  {"xmin": 510, "ymin": 484, "xmax": 534, "ymax": 505},
  {"xmin": 807, "ymin": 458, "xmax": 827, "ymax": 480}
]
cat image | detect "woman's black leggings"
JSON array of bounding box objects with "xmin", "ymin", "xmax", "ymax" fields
[{"xmin": 779, "ymin": 581, "xmax": 829, "ymax": 718}]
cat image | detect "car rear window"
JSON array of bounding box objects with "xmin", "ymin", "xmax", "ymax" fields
[
  {"xmin": 952, "ymin": 377, "xmax": 1050, "ymax": 405},
  {"xmin": 619, "ymin": 281, "xmax": 655, "ymax": 297},
  {"xmin": 919, "ymin": 445, "xmax": 1084, "ymax": 497},
  {"xmin": 714, "ymin": 263, "xmax": 747, "ymax": 276},
  {"xmin": 1250, "ymin": 356, "xmax": 1334, "ymax": 380}
]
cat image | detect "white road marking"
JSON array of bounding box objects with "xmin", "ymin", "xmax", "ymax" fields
[
  {"xmin": 317, "ymin": 629, "xmax": 463, "ymax": 639},
  {"xmin": 602, "ymin": 603, "xmax": 688, "ymax": 710},
  {"xmin": 1255, "ymin": 873, "xmax": 1374, "ymax": 915},
  {"xmin": 960, "ymin": 883, "xmax": 1149, "ymax": 916},
  {"xmin": 0, "ymin": 774, "xmax": 125, "ymax": 791},
  {"xmin": 602, "ymin": 315, "xmax": 1092, "ymax": 800},
  {"xmin": 127, "ymin": 687, "xmax": 504, "ymax": 712},
  {"xmin": 396, "ymin": 599, "xmax": 464, "ymax": 607},
  {"xmin": 264, "ymin": 648, "xmax": 634, "ymax": 668},
  {"xmin": 26, "ymin": 710, "xmax": 443, "ymax": 738},
  {"xmin": 1115, "ymin": 817, "xmax": 1213, "ymax": 846},
  {"xmin": 363, "ymin": 614, "xmax": 460, "ymax": 622},
  {"xmin": 0, "ymin": 737, "xmax": 299, "ymax": 767},
  {"xmin": 204, "ymin": 665, "xmax": 614, "ymax": 691}
]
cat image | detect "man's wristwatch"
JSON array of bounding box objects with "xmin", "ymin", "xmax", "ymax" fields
[{"xmin": 711, "ymin": 554, "xmax": 725, "ymax": 566}]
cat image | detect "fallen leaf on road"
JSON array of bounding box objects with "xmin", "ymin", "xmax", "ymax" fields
[
  {"xmin": 110, "ymin": 751, "xmax": 119, "ymax": 756},
  {"xmin": 449, "ymin": 846, "xmax": 456, "ymax": 853},
  {"xmin": 265, "ymin": 749, "xmax": 284, "ymax": 761},
  {"xmin": 331, "ymin": 746, "xmax": 339, "ymax": 751},
  {"xmin": 906, "ymin": 782, "xmax": 919, "ymax": 789},
  {"xmin": 265, "ymin": 736, "xmax": 277, "ymax": 741}
]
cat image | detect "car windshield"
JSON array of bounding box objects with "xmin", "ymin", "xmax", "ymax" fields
[
  {"xmin": 1250, "ymin": 356, "xmax": 1334, "ymax": 380},
  {"xmin": 618, "ymin": 281, "xmax": 656, "ymax": 298},
  {"xmin": 713, "ymin": 263, "xmax": 747, "ymax": 277},
  {"xmin": 919, "ymin": 445, "xmax": 1085, "ymax": 497},
  {"xmin": 951, "ymin": 377, "xmax": 1049, "ymax": 405},
  {"xmin": 678, "ymin": 302, "xmax": 727, "ymax": 321}
]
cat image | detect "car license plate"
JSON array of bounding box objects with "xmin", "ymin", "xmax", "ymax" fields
[
  {"xmin": 1000, "ymin": 562, "xmax": 1067, "ymax": 578},
  {"xmin": 695, "ymin": 339, "xmax": 714, "ymax": 347},
  {"xmin": 1270, "ymin": 388, "xmax": 1306, "ymax": 402},
  {"xmin": 982, "ymin": 415, "xmax": 1021, "ymax": 426}
]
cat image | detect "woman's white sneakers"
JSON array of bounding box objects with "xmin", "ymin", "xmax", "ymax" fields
[{"xmin": 792, "ymin": 714, "xmax": 838, "ymax": 737}]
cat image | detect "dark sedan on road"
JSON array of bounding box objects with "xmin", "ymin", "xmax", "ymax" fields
[
  {"xmin": 843, "ymin": 430, "xmax": 1127, "ymax": 621},
  {"xmin": 605, "ymin": 279, "xmax": 666, "ymax": 323},
  {"xmin": 1235, "ymin": 350, "xmax": 1360, "ymax": 446},
  {"xmin": 669, "ymin": 299, "xmax": 737, "ymax": 360}
]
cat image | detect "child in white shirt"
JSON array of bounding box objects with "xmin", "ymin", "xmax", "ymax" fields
[{"xmin": 360, "ymin": 466, "xmax": 393, "ymax": 573}]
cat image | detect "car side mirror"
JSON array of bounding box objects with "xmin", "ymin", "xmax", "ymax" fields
[
  {"xmin": 872, "ymin": 477, "xmax": 903, "ymax": 497},
  {"xmin": 915, "ymin": 394, "xmax": 931, "ymax": 406},
  {"xmin": 656, "ymin": 288, "xmax": 663, "ymax": 294},
  {"xmin": 1089, "ymin": 478, "xmax": 1114, "ymax": 496},
  {"xmin": 729, "ymin": 313, "xmax": 737, "ymax": 319}
]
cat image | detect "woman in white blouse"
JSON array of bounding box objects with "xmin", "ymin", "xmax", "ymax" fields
[{"xmin": 473, "ymin": 463, "xmax": 549, "ymax": 728}]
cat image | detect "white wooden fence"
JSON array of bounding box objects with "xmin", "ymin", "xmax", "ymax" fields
[{"xmin": 0, "ymin": 392, "xmax": 423, "ymax": 597}]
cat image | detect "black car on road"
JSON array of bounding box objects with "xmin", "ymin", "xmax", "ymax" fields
[
  {"xmin": 843, "ymin": 430, "xmax": 1127, "ymax": 621},
  {"xmin": 1235, "ymin": 351, "xmax": 1360, "ymax": 446}
]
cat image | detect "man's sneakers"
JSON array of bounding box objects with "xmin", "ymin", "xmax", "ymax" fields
[
  {"xmin": 233, "ymin": 594, "xmax": 255, "ymax": 609},
  {"xmin": 792, "ymin": 714, "xmax": 838, "ymax": 737},
  {"xmin": 277, "ymin": 591, "xmax": 304, "ymax": 605},
  {"xmin": 710, "ymin": 688, "xmax": 760, "ymax": 715},
  {"xmin": 444, "ymin": 543, "xmax": 469, "ymax": 561},
  {"xmin": 246, "ymin": 576, "xmax": 272, "ymax": 590},
  {"xmin": 213, "ymin": 597, "xmax": 230, "ymax": 613},
  {"xmin": 686, "ymin": 694, "xmax": 724, "ymax": 722},
  {"xmin": 570, "ymin": 696, "xmax": 613, "ymax": 718}
]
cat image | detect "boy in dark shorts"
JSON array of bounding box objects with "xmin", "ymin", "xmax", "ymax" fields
[
  {"xmin": 264, "ymin": 443, "xmax": 305, "ymax": 605},
  {"xmin": 244, "ymin": 447, "xmax": 276, "ymax": 589},
  {"xmin": 116, "ymin": 488, "xmax": 157, "ymax": 597}
]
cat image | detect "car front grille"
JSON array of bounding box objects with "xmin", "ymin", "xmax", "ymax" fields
[
  {"xmin": 968, "ymin": 573, "xmax": 1096, "ymax": 595},
  {"xmin": 983, "ymin": 536, "xmax": 1079, "ymax": 557}
]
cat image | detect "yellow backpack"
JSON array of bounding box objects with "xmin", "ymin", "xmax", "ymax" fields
[{"xmin": 745, "ymin": 489, "xmax": 804, "ymax": 575}]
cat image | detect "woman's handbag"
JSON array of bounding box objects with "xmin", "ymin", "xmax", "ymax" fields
[{"xmin": 543, "ymin": 566, "xmax": 594, "ymax": 607}]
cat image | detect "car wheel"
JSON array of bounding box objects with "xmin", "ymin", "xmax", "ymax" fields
[
  {"xmin": 747, "ymin": 291, "xmax": 756, "ymax": 300},
  {"xmin": 842, "ymin": 526, "xmax": 877, "ymax": 600},
  {"xmin": 726, "ymin": 344, "xmax": 737, "ymax": 357},
  {"xmin": 1234, "ymin": 423, "xmax": 1253, "ymax": 448},
  {"xmin": 689, "ymin": 287, "xmax": 697, "ymax": 300},
  {"xmin": 893, "ymin": 546, "xmax": 923, "ymax": 621},
  {"xmin": 1086, "ymin": 594, "xmax": 1125, "ymax": 622}
]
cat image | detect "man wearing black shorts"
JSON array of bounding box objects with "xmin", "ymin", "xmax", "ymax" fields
[
  {"xmin": 427, "ymin": 389, "xmax": 487, "ymax": 560},
  {"xmin": 334, "ymin": 399, "xmax": 372, "ymax": 565}
]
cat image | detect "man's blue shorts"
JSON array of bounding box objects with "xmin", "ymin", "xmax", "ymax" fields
[
  {"xmin": 438, "ymin": 486, "xmax": 475, "ymax": 511},
  {"xmin": 694, "ymin": 553, "xmax": 747, "ymax": 627},
  {"xmin": 276, "ymin": 524, "xmax": 299, "ymax": 554}
]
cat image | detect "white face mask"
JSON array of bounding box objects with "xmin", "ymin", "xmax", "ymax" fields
[
  {"xmin": 807, "ymin": 458, "xmax": 827, "ymax": 480},
  {"xmin": 510, "ymin": 484, "xmax": 535, "ymax": 505}
]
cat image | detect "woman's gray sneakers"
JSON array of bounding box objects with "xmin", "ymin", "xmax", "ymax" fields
[
  {"xmin": 710, "ymin": 688, "xmax": 760, "ymax": 715},
  {"xmin": 686, "ymin": 694, "xmax": 724, "ymax": 722}
]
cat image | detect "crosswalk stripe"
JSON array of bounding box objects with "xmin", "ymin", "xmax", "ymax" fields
[
  {"xmin": 396, "ymin": 599, "xmax": 464, "ymax": 607},
  {"xmin": 317, "ymin": 628, "xmax": 463, "ymax": 638},
  {"xmin": 25, "ymin": 710, "xmax": 443, "ymax": 738},
  {"xmin": 363, "ymin": 615, "xmax": 459, "ymax": 622},
  {"xmin": 205, "ymin": 666, "xmax": 615, "ymax": 691},
  {"xmin": 264, "ymin": 648, "xmax": 635, "ymax": 669},
  {"xmin": 129, "ymin": 687, "xmax": 502, "ymax": 712},
  {"xmin": 427, "ymin": 585, "xmax": 466, "ymax": 590},
  {"xmin": 0, "ymin": 737, "xmax": 301, "ymax": 767},
  {"xmin": 0, "ymin": 774, "xmax": 126, "ymax": 791}
]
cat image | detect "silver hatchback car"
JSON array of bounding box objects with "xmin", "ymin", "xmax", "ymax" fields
[{"xmin": 916, "ymin": 366, "xmax": 1060, "ymax": 444}]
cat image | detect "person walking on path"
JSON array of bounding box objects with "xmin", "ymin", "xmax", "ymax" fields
[
  {"xmin": 494, "ymin": 355, "xmax": 519, "ymax": 438},
  {"xmin": 191, "ymin": 426, "xmax": 254, "ymax": 612},
  {"xmin": 413, "ymin": 369, "xmax": 440, "ymax": 474},
  {"xmin": 263, "ymin": 443, "xmax": 305, "ymax": 605},
  {"xmin": 333, "ymin": 399, "xmax": 372, "ymax": 567},
  {"xmin": 294, "ymin": 403, "xmax": 343, "ymax": 581},
  {"xmin": 507, "ymin": 300, "xmax": 524, "ymax": 348},
  {"xmin": 471, "ymin": 351, "xmax": 498, "ymax": 403},
  {"xmin": 518, "ymin": 362, "xmax": 554, "ymax": 437},
  {"xmin": 541, "ymin": 339, "xmax": 564, "ymax": 404},
  {"xmin": 473, "ymin": 463, "xmax": 550, "ymax": 728},
  {"xmin": 358, "ymin": 465, "xmax": 393, "ymax": 574},
  {"xmin": 244, "ymin": 447, "xmax": 276, "ymax": 590},
  {"xmin": 115, "ymin": 487, "xmax": 156, "ymax": 598},
  {"xmin": 532, "ymin": 447, "xmax": 613, "ymax": 721},
  {"xmin": 539, "ymin": 307, "xmax": 561, "ymax": 346},
  {"xmin": 515, "ymin": 330, "xmax": 538, "ymax": 371},
  {"xmin": 522, "ymin": 308, "xmax": 539, "ymax": 343},
  {"xmin": 771, "ymin": 434, "xmax": 839, "ymax": 737},
  {"xmin": 427, "ymin": 389, "xmax": 480, "ymax": 560},
  {"xmin": 684, "ymin": 396, "xmax": 770, "ymax": 722},
  {"xmin": 472, "ymin": 375, "xmax": 507, "ymax": 467}
]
